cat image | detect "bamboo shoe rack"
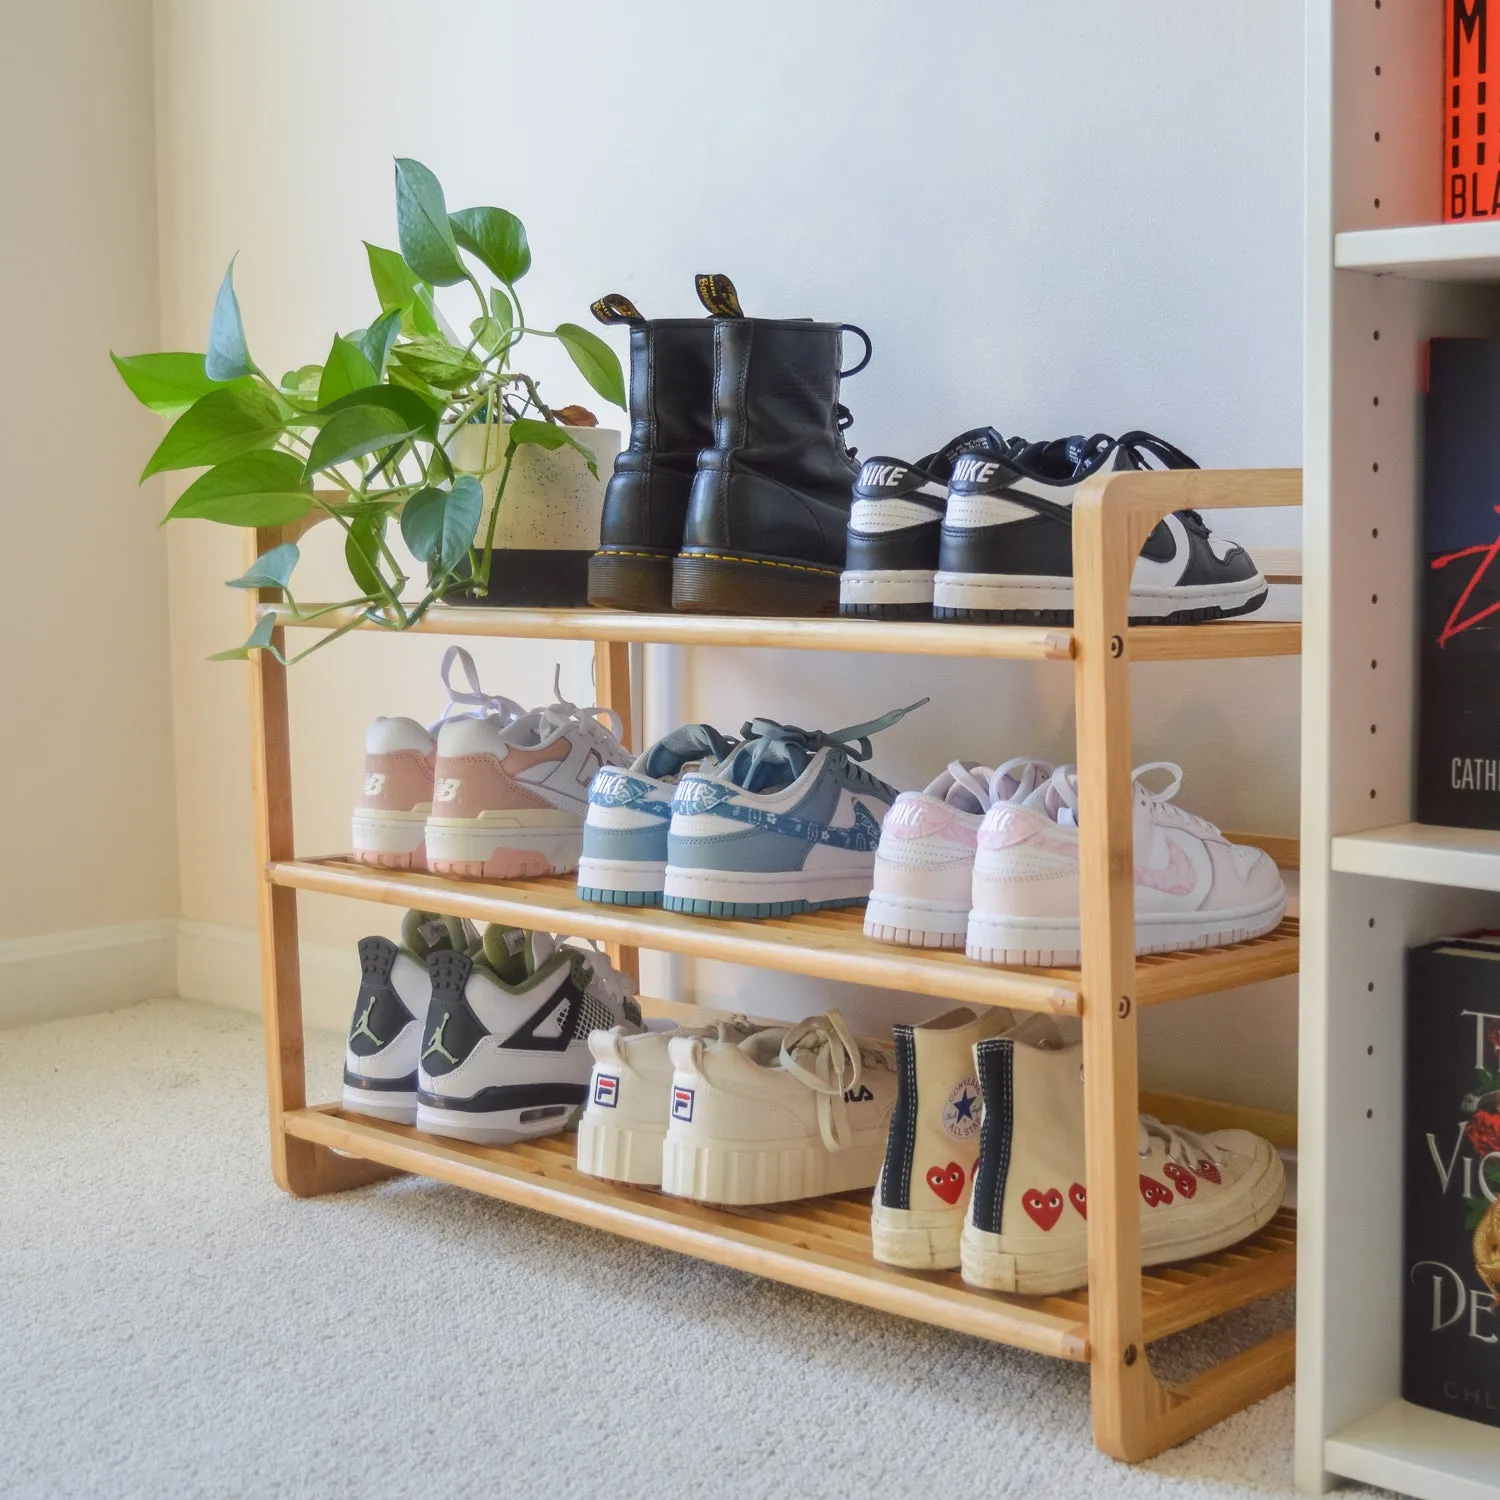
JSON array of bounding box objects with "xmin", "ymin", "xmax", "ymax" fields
[{"xmin": 247, "ymin": 466, "xmax": 1301, "ymax": 1463}]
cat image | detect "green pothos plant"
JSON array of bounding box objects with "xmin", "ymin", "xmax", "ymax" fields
[{"xmin": 112, "ymin": 158, "xmax": 625, "ymax": 661}]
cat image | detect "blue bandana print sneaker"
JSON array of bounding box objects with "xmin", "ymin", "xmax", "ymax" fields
[
  {"xmin": 577, "ymin": 724, "xmax": 736, "ymax": 907},
  {"xmin": 661, "ymin": 702, "xmax": 926, "ymax": 918}
]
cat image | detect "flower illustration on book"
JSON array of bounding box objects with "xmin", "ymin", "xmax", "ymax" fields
[
  {"xmin": 1468, "ymin": 1107, "xmax": 1500, "ymax": 1159},
  {"xmin": 1477, "ymin": 1198, "xmax": 1500, "ymax": 1309}
]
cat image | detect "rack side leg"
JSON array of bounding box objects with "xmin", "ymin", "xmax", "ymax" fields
[
  {"xmin": 247, "ymin": 525, "xmax": 397, "ymax": 1198},
  {"xmin": 593, "ymin": 638, "xmax": 641, "ymax": 987}
]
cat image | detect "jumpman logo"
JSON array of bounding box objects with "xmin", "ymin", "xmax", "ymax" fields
[
  {"xmin": 423, "ymin": 1014, "xmax": 459, "ymax": 1065},
  {"xmin": 351, "ymin": 996, "xmax": 383, "ymax": 1047}
]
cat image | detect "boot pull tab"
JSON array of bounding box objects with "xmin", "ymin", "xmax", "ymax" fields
[
  {"xmin": 694, "ymin": 273, "xmax": 745, "ymax": 318},
  {"xmin": 838, "ymin": 324, "xmax": 872, "ymax": 378},
  {"xmin": 591, "ymin": 293, "xmax": 645, "ymax": 326}
]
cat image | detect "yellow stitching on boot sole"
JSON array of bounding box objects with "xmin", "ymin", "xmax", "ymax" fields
[{"xmin": 683, "ymin": 553, "xmax": 840, "ymax": 577}]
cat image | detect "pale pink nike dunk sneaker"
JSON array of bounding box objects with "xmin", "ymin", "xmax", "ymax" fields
[
  {"xmin": 425, "ymin": 672, "xmax": 631, "ymax": 879},
  {"xmin": 352, "ymin": 647, "xmax": 523, "ymax": 871},
  {"xmin": 863, "ymin": 757, "xmax": 1053, "ymax": 949},
  {"xmin": 966, "ymin": 762, "xmax": 1285, "ymax": 965}
]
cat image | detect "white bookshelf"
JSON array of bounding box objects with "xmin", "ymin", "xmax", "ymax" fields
[{"xmin": 1299, "ymin": 3, "xmax": 1500, "ymax": 1496}]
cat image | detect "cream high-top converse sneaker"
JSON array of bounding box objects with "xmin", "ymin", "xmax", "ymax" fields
[
  {"xmin": 960, "ymin": 1016, "xmax": 1285, "ymax": 1296},
  {"xmin": 870, "ymin": 1005, "xmax": 1015, "ymax": 1269}
]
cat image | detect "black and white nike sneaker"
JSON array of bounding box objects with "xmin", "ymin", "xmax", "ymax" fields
[
  {"xmin": 839, "ymin": 427, "xmax": 1015, "ymax": 619},
  {"xmin": 931, "ymin": 431, "xmax": 1268, "ymax": 625}
]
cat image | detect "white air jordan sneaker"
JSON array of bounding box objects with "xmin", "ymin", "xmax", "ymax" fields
[
  {"xmin": 575, "ymin": 1017, "xmax": 762, "ymax": 1186},
  {"xmin": 966, "ymin": 763, "xmax": 1285, "ymax": 965},
  {"xmin": 863, "ymin": 757, "xmax": 1052, "ymax": 949},
  {"xmin": 660, "ymin": 1009, "xmax": 897, "ymax": 1205}
]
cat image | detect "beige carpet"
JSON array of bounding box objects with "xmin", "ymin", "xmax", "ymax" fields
[{"xmin": 0, "ymin": 1000, "xmax": 1387, "ymax": 1499}]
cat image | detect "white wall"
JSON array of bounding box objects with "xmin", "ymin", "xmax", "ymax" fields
[
  {"xmin": 0, "ymin": 0, "xmax": 179, "ymax": 1023},
  {"xmin": 152, "ymin": 0, "xmax": 1303, "ymax": 1110}
]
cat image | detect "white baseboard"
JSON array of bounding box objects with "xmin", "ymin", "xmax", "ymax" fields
[
  {"xmin": 0, "ymin": 918, "xmax": 179, "ymax": 1028},
  {"xmin": 177, "ymin": 919, "xmax": 354, "ymax": 1033}
]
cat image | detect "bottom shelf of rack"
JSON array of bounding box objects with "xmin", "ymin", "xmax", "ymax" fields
[
  {"xmin": 283, "ymin": 1106, "xmax": 1296, "ymax": 1364},
  {"xmin": 1325, "ymin": 1399, "xmax": 1500, "ymax": 1500}
]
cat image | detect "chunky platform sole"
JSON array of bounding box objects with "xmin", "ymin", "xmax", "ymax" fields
[
  {"xmin": 931, "ymin": 571, "xmax": 1268, "ymax": 626},
  {"xmin": 673, "ymin": 551, "xmax": 841, "ymax": 617},
  {"xmin": 341, "ymin": 1085, "xmax": 417, "ymax": 1125},
  {"xmin": 660, "ymin": 1129, "xmax": 886, "ymax": 1205},
  {"xmin": 838, "ymin": 568, "xmax": 935, "ymax": 620},
  {"xmin": 576, "ymin": 855, "xmax": 667, "ymax": 907},
  {"xmin": 863, "ymin": 891, "xmax": 970, "ymax": 949},
  {"xmin": 425, "ymin": 818, "xmax": 583, "ymax": 879},
  {"xmin": 588, "ymin": 548, "xmax": 675, "ymax": 613},
  {"xmin": 662, "ymin": 863, "xmax": 873, "ymax": 919},
  {"xmin": 871, "ymin": 1203, "xmax": 966, "ymax": 1270},
  {"xmin": 351, "ymin": 808, "xmax": 430, "ymax": 871},
  {"xmin": 414, "ymin": 1098, "xmax": 580, "ymax": 1145},
  {"xmin": 959, "ymin": 1148, "xmax": 1285, "ymax": 1295},
  {"xmin": 964, "ymin": 893, "xmax": 1287, "ymax": 967},
  {"xmin": 575, "ymin": 1115, "xmax": 667, "ymax": 1186}
]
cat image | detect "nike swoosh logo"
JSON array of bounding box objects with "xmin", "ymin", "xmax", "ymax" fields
[{"xmin": 1135, "ymin": 839, "xmax": 1199, "ymax": 897}]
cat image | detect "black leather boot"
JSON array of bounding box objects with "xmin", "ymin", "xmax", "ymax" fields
[
  {"xmin": 586, "ymin": 277, "xmax": 743, "ymax": 612},
  {"xmin": 672, "ymin": 317, "xmax": 870, "ymax": 616}
]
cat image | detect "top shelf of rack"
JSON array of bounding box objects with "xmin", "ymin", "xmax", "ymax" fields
[
  {"xmin": 263, "ymin": 604, "xmax": 1300, "ymax": 662},
  {"xmin": 1335, "ymin": 221, "xmax": 1500, "ymax": 281}
]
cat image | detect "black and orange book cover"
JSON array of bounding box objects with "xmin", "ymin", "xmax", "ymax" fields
[
  {"xmin": 1417, "ymin": 340, "xmax": 1500, "ymax": 828},
  {"xmin": 1447, "ymin": 0, "xmax": 1497, "ymax": 221}
]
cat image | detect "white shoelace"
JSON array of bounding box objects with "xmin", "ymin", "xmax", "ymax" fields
[
  {"xmin": 536, "ymin": 664, "xmax": 625, "ymax": 749},
  {"xmin": 1138, "ymin": 1113, "xmax": 1225, "ymax": 1170},
  {"xmin": 945, "ymin": 761, "xmax": 993, "ymax": 809},
  {"xmin": 988, "ymin": 756, "xmax": 1055, "ymax": 806},
  {"xmin": 777, "ymin": 1010, "xmax": 890, "ymax": 1152},
  {"xmin": 1045, "ymin": 761, "xmax": 1222, "ymax": 840},
  {"xmin": 428, "ymin": 645, "xmax": 526, "ymax": 732}
]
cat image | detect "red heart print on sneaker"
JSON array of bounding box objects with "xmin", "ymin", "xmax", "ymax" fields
[
  {"xmin": 926, "ymin": 1162, "xmax": 965, "ymax": 1206},
  {"xmin": 1022, "ymin": 1188, "xmax": 1064, "ymax": 1231},
  {"xmin": 1069, "ymin": 1182, "xmax": 1088, "ymax": 1218},
  {"xmin": 1195, "ymin": 1158, "xmax": 1222, "ymax": 1185},
  {"xmin": 1163, "ymin": 1162, "xmax": 1197, "ymax": 1198},
  {"xmin": 1139, "ymin": 1175, "xmax": 1174, "ymax": 1207}
]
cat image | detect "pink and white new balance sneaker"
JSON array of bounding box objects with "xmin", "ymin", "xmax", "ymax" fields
[
  {"xmin": 966, "ymin": 762, "xmax": 1285, "ymax": 965},
  {"xmin": 425, "ymin": 673, "xmax": 632, "ymax": 879},
  {"xmin": 351, "ymin": 647, "xmax": 523, "ymax": 871},
  {"xmin": 863, "ymin": 758, "xmax": 1052, "ymax": 949}
]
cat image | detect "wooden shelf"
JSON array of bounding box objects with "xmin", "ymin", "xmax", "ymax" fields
[
  {"xmin": 1335, "ymin": 221, "xmax": 1500, "ymax": 282},
  {"xmin": 283, "ymin": 1107, "xmax": 1296, "ymax": 1363},
  {"xmin": 1325, "ymin": 1400, "xmax": 1500, "ymax": 1500},
  {"xmin": 1331, "ymin": 821, "xmax": 1500, "ymax": 892},
  {"xmin": 262, "ymin": 603, "xmax": 1301, "ymax": 663},
  {"xmin": 268, "ymin": 859, "xmax": 1301, "ymax": 1015}
]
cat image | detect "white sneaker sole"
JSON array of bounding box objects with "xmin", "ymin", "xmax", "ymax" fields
[
  {"xmin": 341, "ymin": 1086, "xmax": 416, "ymax": 1124},
  {"xmin": 870, "ymin": 1202, "xmax": 965, "ymax": 1269},
  {"xmin": 414, "ymin": 1099, "xmax": 578, "ymax": 1144},
  {"xmin": 863, "ymin": 891, "xmax": 970, "ymax": 949},
  {"xmin": 932, "ymin": 571, "xmax": 1268, "ymax": 620},
  {"xmin": 661, "ymin": 1128, "xmax": 887, "ymax": 1205},
  {"xmin": 576, "ymin": 855, "xmax": 667, "ymax": 902},
  {"xmin": 965, "ymin": 892, "xmax": 1287, "ymax": 966},
  {"xmin": 350, "ymin": 808, "xmax": 430, "ymax": 870},
  {"xmin": 425, "ymin": 813, "xmax": 583, "ymax": 879},
  {"xmin": 575, "ymin": 1115, "xmax": 667, "ymax": 1185},
  {"xmin": 839, "ymin": 568, "xmax": 936, "ymax": 606},
  {"xmin": 959, "ymin": 1148, "xmax": 1286, "ymax": 1295},
  {"xmin": 662, "ymin": 862, "xmax": 874, "ymax": 918}
]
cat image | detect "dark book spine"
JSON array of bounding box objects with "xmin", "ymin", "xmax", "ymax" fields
[{"xmin": 1403, "ymin": 945, "xmax": 1500, "ymax": 1429}]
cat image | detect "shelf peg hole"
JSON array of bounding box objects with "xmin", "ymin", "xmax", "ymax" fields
[
  {"xmin": 1373, "ymin": 395, "xmax": 1380, "ymax": 405},
  {"xmin": 1367, "ymin": 1042, "xmax": 1375, "ymax": 1051},
  {"xmin": 1367, "ymin": 983, "xmax": 1375, "ymax": 993},
  {"xmin": 1370, "ymin": 723, "xmax": 1377, "ymax": 734},
  {"xmin": 1373, "ymin": 461, "xmax": 1380, "ymax": 472},
  {"xmin": 1367, "ymin": 1108, "xmax": 1374, "ymax": 1119},
  {"xmin": 1370, "ymin": 788, "xmax": 1377, "ymax": 798},
  {"xmin": 1124, "ymin": 1344, "xmax": 1139, "ymax": 1366},
  {"xmin": 1375, "ymin": 131, "xmax": 1381, "ymax": 141},
  {"xmin": 1375, "ymin": 64, "xmax": 1382, "ymax": 75},
  {"xmin": 1374, "ymin": 329, "xmax": 1381, "ymax": 340},
  {"xmin": 1368, "ymin": 917, "xmax": 1376, "ymax": 928},
  {"xmin": 1372, "ymin": 593, "xmax": 1379, "ymax": 604},
  {"xmin": 1374, "ymin": 198, "xmax": 1381, "ymax": 208},
  {"xmin": 1372, "ymin": 527, "xmax": 1380, "ymax": 538}
]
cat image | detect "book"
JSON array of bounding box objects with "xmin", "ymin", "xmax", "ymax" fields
[
  {"xmin": 1446, "ymin": 0, "xmax": 1497, "ymax": 221},
  {"xmin": 1417, "ymin": 339, "xmax": 1500, "ymax": 830},
  {"xmin": 1404, "ymin": 937, "xmax": 1500, "ymax": 1429}
]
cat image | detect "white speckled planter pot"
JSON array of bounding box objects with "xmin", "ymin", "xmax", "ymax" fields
[{"xmin": 445, "ymin": 422, "xmax": 621, "ymax": 607}]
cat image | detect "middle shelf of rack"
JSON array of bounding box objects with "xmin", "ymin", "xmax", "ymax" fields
[
  {"xmin": 267, "ymin": 857, "xmax": 1301, "ymax": 1015},
  {"xmin": 282, "ymin": 1105, "xmax": 1298, "ymax": 1362}
]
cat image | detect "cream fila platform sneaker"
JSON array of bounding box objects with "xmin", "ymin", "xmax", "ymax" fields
[
  {"xmin": 870, "ymin": 1005, "xmax": 1015, "ymax": 1269},
  {"xmin": 959, "ymin": 1016, "xmax": 1285, "ymax": 1296}
]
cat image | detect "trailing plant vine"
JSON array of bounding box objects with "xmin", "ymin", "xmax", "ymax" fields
[{"xmin": 112, "ymin": 158, "xmax": 624, "ymax": 661}]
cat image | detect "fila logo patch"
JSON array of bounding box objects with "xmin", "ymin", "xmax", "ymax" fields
[
  {"xmin": 433, "ymin": 777, "xmax": 462, "ymax": 803},
  {"xmin": 952, "ymin": 457, "xmax": 999, "ymax": 485},
  {"xmin": 843, "ymin": 1084, "xmax": 875, "ymax": 1103},
  {"xmin": 362, "ymin": 773, "xmax": 386, "ymax": 796},
  {"xmin": 592, "ymin": 1073, "xmax": 619, "ymax": 1108},
  {"xmin": 671, "ymin": 1085, "xmax": 695, "ymax": 1122}
]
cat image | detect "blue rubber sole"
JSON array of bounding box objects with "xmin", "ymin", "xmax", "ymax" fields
[
  {"xmin": 661, "ymin": 894, "xmax": 865, "ymax": 919},
  {"xmin": 578, "ymin": 886, "xmax": 662, "ymax": 907}
]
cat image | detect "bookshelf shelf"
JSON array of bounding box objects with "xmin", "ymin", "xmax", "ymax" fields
[
  {"xmin": 1325, "ymin": 1401, "xmax": 1500, "ymax": 1500},
  {"xmin": 1335, "ymin": 221, "xmax": 1500, "ymax": 282},
  {"xmin": 1332, "ymin": 823, "xmax": 1500, "ymax": 893}
]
